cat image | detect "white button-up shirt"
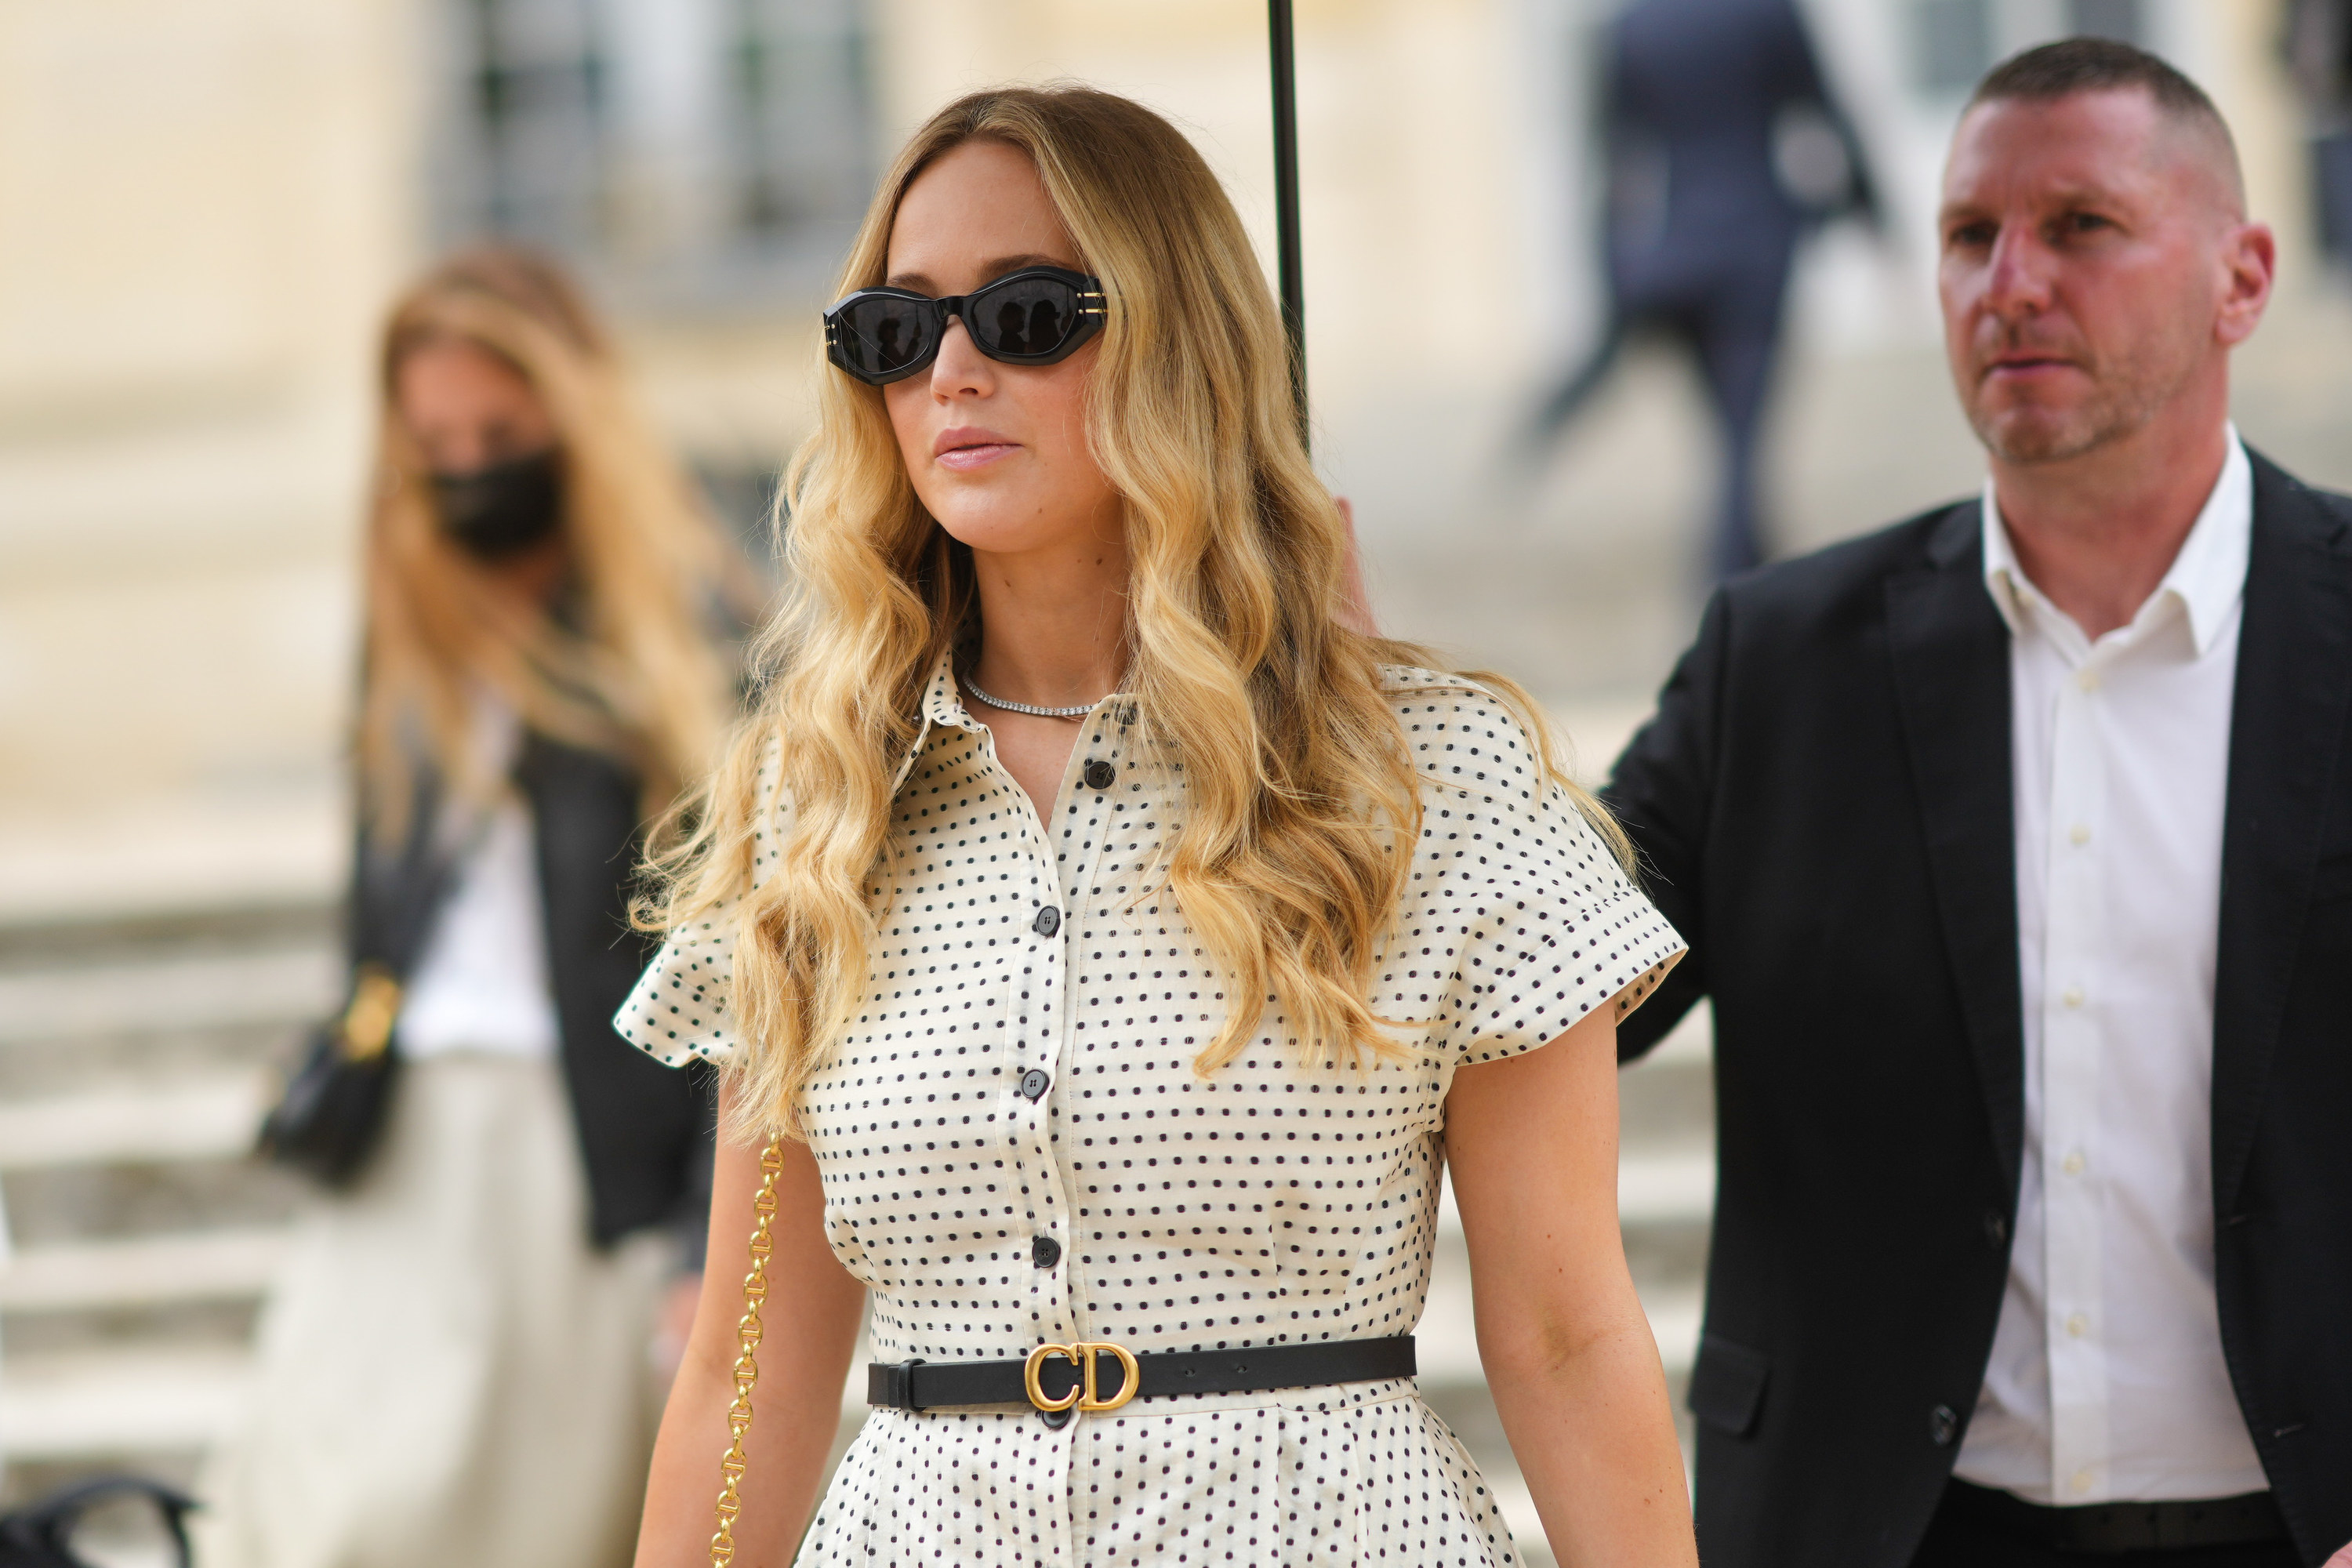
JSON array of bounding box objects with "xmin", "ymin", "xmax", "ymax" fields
[{"xmin": 1952, "ymin": 432, "xmax": 2270, "ymax": 1504}]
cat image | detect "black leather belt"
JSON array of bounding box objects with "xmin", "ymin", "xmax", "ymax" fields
[
  {"xmin": 867, "ymin": 1334, "xmax": 1416, "ymax": 1418},
  {"xmin": 1943, "ymin": 1479, "xmax": 2288, "ymax": 1553}
]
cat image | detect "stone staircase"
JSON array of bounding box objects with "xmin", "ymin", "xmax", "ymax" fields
[
  {"xmin": 0, "ymin": 898, "xmax": 1713, "ymax": 1566},
  {"xmin": 0, "ymin": 906, "xmax": 331, "ymax": 1508}
]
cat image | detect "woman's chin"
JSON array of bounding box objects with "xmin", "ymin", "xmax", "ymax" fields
[{"xmin": 931, "ymin": 506, "xmax": 1100, "ymax": 559}]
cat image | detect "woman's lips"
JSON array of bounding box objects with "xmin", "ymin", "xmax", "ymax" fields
[
  {"xmin": 936, "ymin": 441, "xmax": 1019, "ymax": 472},
  {"xmin": 934, "ymin": 426, "xmax": 1020, "ymax": 471}
]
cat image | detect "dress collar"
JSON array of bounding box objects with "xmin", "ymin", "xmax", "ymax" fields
[
  {"xmin": 896, "ymin": 652, "xmax": 1142, "ymax": 792},
  {"xmin": 919, "ymin": 654, "xmax": 988, "ymax": 735}
]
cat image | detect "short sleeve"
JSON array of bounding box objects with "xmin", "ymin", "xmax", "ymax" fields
[
  {"xmin": 614, "ymin": 739, "xmax": 788, "ymax": 1069},
  {"xmin": 1383, "ymin": 677, "xmax": 1686, "ymax": 1068}
]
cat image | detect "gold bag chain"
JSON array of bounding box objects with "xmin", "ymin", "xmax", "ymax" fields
[{"xmin": 710, "ymin": 1136, "xmax": 787, "ymax": 1567}]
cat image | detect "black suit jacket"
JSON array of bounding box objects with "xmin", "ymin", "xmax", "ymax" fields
[
  {"xmin": 1603, "ymin": 451, "xmax": 2352, "ymax": 1567},
  {"xmin": 350, "ymin": 733, "xmax": 711, "ymax": 1248}
]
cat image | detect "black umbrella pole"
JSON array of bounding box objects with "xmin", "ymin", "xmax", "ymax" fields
[{"xmin": 1269, "ymin": 0, "xmax": 1308, "ymax": 440}]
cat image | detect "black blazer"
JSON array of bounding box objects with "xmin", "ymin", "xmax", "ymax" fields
[
  {"xmin": 350, "ymin": 732, "xmax": 711, "ymax": 1248},
  {"xmin": 1603, "ymin": 451, "xmax": 2352, "ymax": 1567}
]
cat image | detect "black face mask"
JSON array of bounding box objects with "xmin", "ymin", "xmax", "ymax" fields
[{"xmin": 430, "ymin": 450, "xmax": 564, "ymax": 561}]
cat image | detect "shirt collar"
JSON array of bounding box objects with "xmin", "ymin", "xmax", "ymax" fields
[
  {"xmin": 887, "ymin": 655, "xmax": 967, "ymax": 795},
  {"xmin": 899, "ymin": 653, "xmax": 1145, "ymax": 790},
  {"xmin": 920, "ymin": 653, "xmax": 985, "ymax": 735},
  {"xmin": 1980, "ymin": 426, "xmax": 2252, "ymax": 659}
]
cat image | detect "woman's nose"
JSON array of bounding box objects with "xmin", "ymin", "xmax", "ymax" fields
[{"xmin": 927, "ymin": 314, "xmax": 993, "ymax": 397}]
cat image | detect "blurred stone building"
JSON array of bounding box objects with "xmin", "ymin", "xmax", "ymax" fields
[{"xmin": 0, "ymin": 0, "xmax": 2334, "ymax": 916}]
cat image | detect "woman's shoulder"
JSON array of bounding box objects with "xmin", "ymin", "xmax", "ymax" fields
[
  {"xmin": 1376, "ymin": 662, "xmax": 1512, "ymax": 706},
  {"xmin": 1375, "ymin": 665, "xmax": 1548, "ymax": 791}
]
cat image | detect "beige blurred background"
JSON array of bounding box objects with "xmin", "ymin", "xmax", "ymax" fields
[
  {"xmin": 4, "ymin": 0, "xmax": 2350, "ymax": 1559},
  {"xmin": 5, "ymin": 0, "xmax": 2349, "ymax": 919}
]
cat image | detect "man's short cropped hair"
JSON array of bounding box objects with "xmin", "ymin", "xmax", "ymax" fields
[
  {"xmin": 1968, "ymin": 36, "xmax": 2242, "ymax": 201},
  {"xmin": 1971, "ymin": 36, "xmax": 2229, "ymax": 140}
]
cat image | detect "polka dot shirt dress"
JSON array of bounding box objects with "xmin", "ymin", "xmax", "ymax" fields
[{"xmin": 619, "ymin": 659, "xmax": 1685, "ymax": 1566}]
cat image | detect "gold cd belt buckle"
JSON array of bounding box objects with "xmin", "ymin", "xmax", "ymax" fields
[{"xmin": 1023, "ymin": 1340, "xmax": 1139, "ymax": 1414}]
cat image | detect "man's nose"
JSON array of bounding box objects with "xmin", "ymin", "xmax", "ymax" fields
[{"xmin": 1982, "ymin": 227, "xmax": 2055, "ymax": 318}]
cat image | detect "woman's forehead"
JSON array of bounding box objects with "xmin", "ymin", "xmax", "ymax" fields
[{"xmin": 886, "ymin": 140, "xmax": 1079, "ymax": 284}]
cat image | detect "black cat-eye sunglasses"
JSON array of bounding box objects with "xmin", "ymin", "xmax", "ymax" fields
[{"xmin": 822, "ymin": 267, "xmax": 1107, "ymax": 386}]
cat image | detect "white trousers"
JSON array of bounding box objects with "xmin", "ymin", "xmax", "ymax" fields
[{"xmin": 198, "ymin": 1054, "xmax": 671, "ymax": 1568}]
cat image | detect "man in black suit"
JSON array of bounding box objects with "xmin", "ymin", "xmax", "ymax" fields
[{"xmin": 1605, "ymin": 38, "xmax": 2352, "ymax": 1568}]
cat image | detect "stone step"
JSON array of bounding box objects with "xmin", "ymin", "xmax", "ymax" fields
[
  {"xmin": 1619, "ymin": 1148, "xmax": 1714, "ymax": 1227},
  {"xmin": 0, "ymin": 947, "xmax": 334, "ymax": 1051},
  {"xmin": 0, "ymin": 1228, "xmax": 288, "ymax": 1313},
  {"xmin": 0, "ymin": 1073, "xmax": 273, "ymax": 1173},
  {"xmin": 0, "ymin": 1345, "xmax": 251, "ymax": 1462}
]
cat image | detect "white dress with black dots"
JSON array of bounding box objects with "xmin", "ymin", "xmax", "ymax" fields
[{"xmin": 619, "ymin": 660, "xmax": 1684, "ymax": 1567}]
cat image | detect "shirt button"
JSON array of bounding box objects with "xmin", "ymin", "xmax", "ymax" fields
[
  {"xmin": 2077, "ymin": 670, "xmax": 2101, "ymax": 693},
  {"xmin": 2070, "ymin": 823, "xmax": 2092, "ymax": 846},
  {"xmin": 1929, "ymin": 1405, "xmax": 1960, "ymax": 1446},
  {"xmin": 1032, "ymin": 1235, "xmax": 1062, "ymax": 1268},
  {"xmin": 2066, "ymin": 1312, "xmax": 2089, "ymax": 1338},
  {"xmin": 2062, "ymin": 986, "xmax": 2085, "ymax": 1009},
  {"xmin": 2070, "ymin": 1468, "xmax": 2095, "ymax": 1496},
  {"xmin": 1019, "ymin": 1069, "xmax": 1050, "ymax": 1101},
  {"xmin": 1083, "ymin": 759, "xmax": 1116, "ymax": 789},
  {"xmin": 2063, "ymin": 1151, "xmax": 2086, "ymax": 1176},
  {"xmin": 1032, "ymin": 906, "xmax": 1061, "ymax": 936}
]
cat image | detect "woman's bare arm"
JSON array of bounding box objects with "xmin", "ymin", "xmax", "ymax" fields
[
  {"xmin": 1446, "ymin": 1007, "xmax": 1697, "ymax": 1568},
  {"xmin": 635, "ymin": 1083, "xmax": 866, "ymax": 1567}
]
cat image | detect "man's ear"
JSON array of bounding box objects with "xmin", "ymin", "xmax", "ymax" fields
[{"xmin": 2214, "ymin": 221, "xmax": 2274, "ymax": 349}]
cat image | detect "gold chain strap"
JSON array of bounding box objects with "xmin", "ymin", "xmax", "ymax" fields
[{"xmin": 710, "ymin": 1136, "xmax": 787, "ymax": 1567}]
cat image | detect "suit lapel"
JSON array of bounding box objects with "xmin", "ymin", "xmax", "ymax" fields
[
  {"xmin": 1885, "ymin": 502, "xmax": 2027, "ymax": 1189},
  {"xmin": 2212, "ymin": 455, "xmax": 2352, "ymax": 1213}
]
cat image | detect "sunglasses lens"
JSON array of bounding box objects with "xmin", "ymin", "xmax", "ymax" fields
[
  {"xmin": 835, "ymin": 295, "xmax": 937, "ymax": 380},
  {"xmin": 970, "ymin": 276, "xmax": 1085, "ymax": 359}
]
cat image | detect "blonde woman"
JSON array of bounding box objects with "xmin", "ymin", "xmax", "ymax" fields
[
  {"xmin": 626, "ymin": 89, "xmax": 1697, "ymax": 1567},
  {"xmin": 203, "ymin": 248, "xmax": 749, "ymax": 1568}
]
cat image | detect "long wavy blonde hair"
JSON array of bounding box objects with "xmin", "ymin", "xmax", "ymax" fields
[
  {"xmin": 652, "ymin": 87, "xmax": 1623, "ymax": 1139},
  {"xmin": 360, "ymin": 247, "xmax": 745, "ymax": 831}
]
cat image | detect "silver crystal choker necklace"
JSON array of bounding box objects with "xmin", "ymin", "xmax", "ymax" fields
[{"xmin": 961, "ymin": 676, "xmax": 1105, "ymax": 720}]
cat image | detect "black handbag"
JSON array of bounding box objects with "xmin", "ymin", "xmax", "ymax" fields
[
  {"xmin": 255, "ymin": 961, "xmax": 404, "ymax": 1185},
  {"xmin": 256, "ymin": 782, "xmax": 483, "ymax": 1185},
  {"xmin": 0, "ymin": 1476, "xmax": 193, "ymax": 1568}
]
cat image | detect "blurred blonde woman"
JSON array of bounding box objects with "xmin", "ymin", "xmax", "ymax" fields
[
  {"xmin": 622, "ymin": 89, "xmax": 1699, "ymax": 1567},
  {"xmin": 202, "ymin": 247, "xmax": 749, "ymax": 1568}
]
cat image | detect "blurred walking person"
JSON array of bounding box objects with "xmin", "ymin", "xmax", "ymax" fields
[
  {"xmin": 201, "ymin": 248, "xmax": 748, "ymax": 1568},
  {"xmin": 1527, "ymin": 0, "xmax": 1878, "ymax": 580}
]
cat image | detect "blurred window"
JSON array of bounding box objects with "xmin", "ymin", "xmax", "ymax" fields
[
  {"xmin": 1911, "ymin": 0, "xmax": 2148, "ymax": 96},
  {"xmin": 441, "ymin": 0, "xmax": 609, "ymax": 256},
  {"xmin": 1915, "ymin": 0, "xmax": 1996, "ymax": 93},
  {"xmin": 2067, "ymin": 0, "xmax": 2146, "ymax": 45},
  {"xmin": 731, "ymin": 0, "xmax": 877, "ymax": 239},
  {"xmin": 430, "ymin": 0, "xmax": 877, "ymax": 307}
]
